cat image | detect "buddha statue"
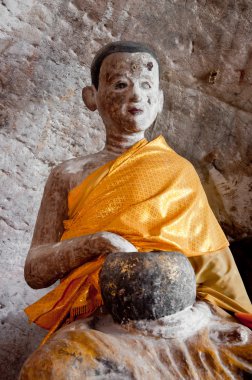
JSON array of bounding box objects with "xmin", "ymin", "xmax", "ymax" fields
[{"xmin": 20, "ymin": 41, "xmax": 252, "ymax": 379}]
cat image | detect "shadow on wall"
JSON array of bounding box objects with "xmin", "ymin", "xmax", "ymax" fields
[{"xmin": 230, "ymin": 237, "xmax": 252, "ymax": 302}]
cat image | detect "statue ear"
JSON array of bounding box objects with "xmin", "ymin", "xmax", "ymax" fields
[
  {"xmin": 82, "ymin": 86, "xmax": 97, "ymax": 111},
  {"xmin": 158, "ymin": 89, "xmax": 164, "ymax": 113}
]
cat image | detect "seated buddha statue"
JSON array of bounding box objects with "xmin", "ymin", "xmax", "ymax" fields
[{"xmin": 20, "ymin": 41, "xmax": 252, "ymax": 378}]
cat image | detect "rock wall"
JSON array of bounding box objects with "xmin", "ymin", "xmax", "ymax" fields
[{"xmin": 1, "ymin": 1, "xmax": 252, "ymax": 378}]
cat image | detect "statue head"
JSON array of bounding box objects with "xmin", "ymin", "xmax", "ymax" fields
[
  {"xmin": 82, "ymin": 41, "xmax": 164, "ymax": 134},
  {"xmin": 100, "ymin": 251, "xmax": 196, "ymax": 323}
]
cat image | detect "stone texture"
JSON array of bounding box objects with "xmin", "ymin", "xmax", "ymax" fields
[
  {"xmin": 100, "ymin": 251, "xmax": 196, "ymax": 322},
  {"xmin": 20, "ymin": 302, "xmax": 252, "ymax": 380},
  {"xmin": 1, "ymin": 1, "xmax": 252, "ymax": 378}
]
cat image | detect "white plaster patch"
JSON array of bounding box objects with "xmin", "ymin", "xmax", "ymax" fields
[
  {"xmin": 63, "ymin": 157, "xmax": 91, "ymax": 174},
  {"xmin": 124, "ymin": 301, "xmax": 212, "ymax": 339}
]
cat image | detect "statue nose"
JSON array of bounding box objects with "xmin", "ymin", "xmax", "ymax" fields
[{"xmin": 129, "ymin": 84, "xmax": 142, "ymax": 102}]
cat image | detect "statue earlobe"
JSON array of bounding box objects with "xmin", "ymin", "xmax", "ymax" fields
[
  {"xmin": 158, "ymin": 89, "xmax": 164, "ymax": 114},
  {"xmin": 82, "ymin": 86, "xmax": 97, "ymax": 111}
]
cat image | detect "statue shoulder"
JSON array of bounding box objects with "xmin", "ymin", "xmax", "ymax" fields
[
  {"xmin": 48, "ymin": 151, "xmax": 111, "ymax": 191},
  {"xmin": 56, "ymin": 151, "xmax": 111, "ymax": 174},
  {"xmin": 167, "ymin": 148, "xmax": 204, "ymax": 187},
  {"xmin": 168, "ymin": 148, "xmax": 199, "ymax": 175}
]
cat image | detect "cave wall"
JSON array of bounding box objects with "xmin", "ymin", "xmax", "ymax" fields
[{"xmin": 1, "ymin": 1, "xmax": 252, "ymax": 378}]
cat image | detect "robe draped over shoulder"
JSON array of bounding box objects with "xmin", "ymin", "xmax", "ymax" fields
[{"xmin": 63, "ymin": 136, "xmax": 229, "ymax": 255}]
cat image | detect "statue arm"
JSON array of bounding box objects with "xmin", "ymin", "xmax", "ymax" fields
[
  {"xmin": 189, "ymin": 247, "xmax": 252, "ymax": 312},
  {"xmin": 24, "ymin": 166, "xmax": 136, "ymax": 289}
]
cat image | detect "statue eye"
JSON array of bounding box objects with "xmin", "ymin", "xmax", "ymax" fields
[
  {"xmin": 115, "ymin": 82, "xmax": 127, "ymax": 89},
  {"xmin": 141, "ymin": 82, "xmax": 151, "ymax": 89}
]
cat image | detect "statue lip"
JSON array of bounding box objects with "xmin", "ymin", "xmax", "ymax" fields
[{"xmin": 128, "ymin": 107, "xmax": 143, "ymax": 115}]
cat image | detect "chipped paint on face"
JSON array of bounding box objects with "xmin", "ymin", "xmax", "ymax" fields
[
  {"xmin": 95, "ymin": 52, "xmax": 161, "ymax": 134},
  {"xmin": 147, "ymin": 61, "xmax": 153, "ymax": 71}
]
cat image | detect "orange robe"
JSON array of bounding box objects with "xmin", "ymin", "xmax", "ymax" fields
[{"xmin": 25, "ymin": 136, "xmax": 252, "ymax": 342}]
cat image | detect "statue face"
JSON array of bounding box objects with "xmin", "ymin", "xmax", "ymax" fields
[{"xmin": 94, "ymin": 52, "xmax": 163, "ymax": 133}]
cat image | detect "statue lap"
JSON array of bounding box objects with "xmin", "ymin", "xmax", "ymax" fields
[
  {"xmin": 20, "ymin": 252, "xmax": 252, "ymax": 380},
  {"xmin": 19, "ymin": 302, "xmax": 252, "ymax": 380}
]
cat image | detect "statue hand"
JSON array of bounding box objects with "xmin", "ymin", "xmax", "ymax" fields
[{"xmin": 25, "ymin": 232, "xmax": 137, "ymax": 289}]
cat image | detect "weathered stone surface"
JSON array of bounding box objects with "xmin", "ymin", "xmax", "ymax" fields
[
  {"xmin": 20, "ymin": 302, "xmax": 252, "ymax": 380},
  {"xmin": 100, "ymin": 251, "xmax": 196, "ymax": 322},
  {"xmin": 1, "ymin": 1, "xmax": 252, "ymax": 378}
]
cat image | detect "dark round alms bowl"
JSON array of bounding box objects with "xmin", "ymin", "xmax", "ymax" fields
[{"xmin": 100, "ymin": 251, "xmax": 196, "ymax": 323}]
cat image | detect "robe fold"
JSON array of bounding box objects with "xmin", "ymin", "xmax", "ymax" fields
[{"xmin": 25, "ymin": 136, "xmax": 252, "ymax": 343}]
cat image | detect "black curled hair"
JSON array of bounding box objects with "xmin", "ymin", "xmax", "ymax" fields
[{"xmin": 91, "ymin": 41, "xmax": 160, "ymax": 90}]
